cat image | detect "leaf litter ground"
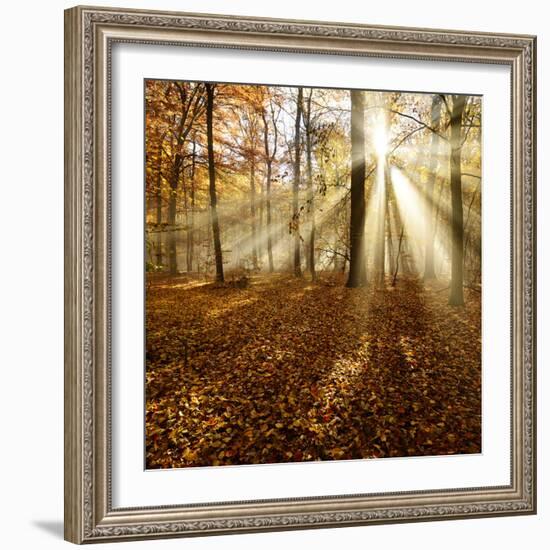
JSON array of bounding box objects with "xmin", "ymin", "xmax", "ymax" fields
[{"xmin": 146, "ymin": 273, "xmax": 481, "ymax": 468}]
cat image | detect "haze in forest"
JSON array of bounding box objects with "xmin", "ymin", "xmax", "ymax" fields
[
  {"xmin": 145, "ymin": 80, "xmax": 482, "ymax": 469},
  {"xmin": 145, "ymin": 81, "xmax": 480, "ymax": 299}
]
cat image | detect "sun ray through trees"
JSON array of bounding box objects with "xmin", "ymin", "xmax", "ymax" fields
[{"xmin": 145, "ymin": 80, "xmax": 482, "ymax": 468}]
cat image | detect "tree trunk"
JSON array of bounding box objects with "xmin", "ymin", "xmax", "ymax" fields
[
  {"xmin": 206, "ymin": 84, "xmax": 224, "ymax": 283},
  {"xmin": 432, "ymin": 173, "xmax": 446, "ymax": 254},
  {"xmin": 305, "ymin": 92, "xmax": 316, "ymax": 281},
  {"xmin": 249, "ymin": 159, "xmax": 258, "ymax": 270},
  {"xmin": 374, "ymin": 98, "xmax": 390, "ymax": 286},
  {"xmin": 392, "ymin": 224, "xmax": 405, "ymax": 287},
  {"xmin": 168, "ymin": 159, "xmax": 181, "ymax": 275},
  {"xmin": 167, "ymin": 102, "xmax": 189, "ymax": 275},
  {"xmin": 287, "ymin": 203, "xmax": 293, "ymax": 271},
  {"xmin": 266, "ymin": 160, "xmax": 274, "ymax": 272},
  {"xmin": 293, "ymin": 88, "xmax": 303, "ymax": 277},
  {"xmin": 424, "ymin": 95, "xmax": 442, "ymax": 280},
  {"xmin": 183, "ymin": 168, "xmax": 190, "ymax": 272},
  {"xmin": 449, "ymin": 95, "xmax": 466, "ymax": 305},
  {"xmin": 388, "ymin": 183, "xmax": 406, "ymax": 282},
  {"xmin": 262, "ymin": 107, "xmax": 277, "ymax": 273},
  {"xmin": 187, "ymin": 139, "xmax": 196, "ymax": 272},
  {"xmin": 387, "ymin": 184, "xmax": 395, "ymax": 277},
  {"xmin": 346, "ymin": 90, "xmax": 367, "ymax": 288},
  {"xmin": 259, "ymin": 174, "xmax": 265, "ymax": 264},
  {"xmin": 463, "ymin": 180, "xmax": 481, "ymax": 284},
  {"xmin": 374, "ymin": 161, "xmax": 388, "ymax": 285},
  {"xmin": 155, "ymin": 134, "xmax": 164, "ymax": 269}
]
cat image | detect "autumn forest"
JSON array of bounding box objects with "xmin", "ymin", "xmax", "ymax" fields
[{"xmin": 145, "ymin": 79, "xmax": 482, "ymax": 469}]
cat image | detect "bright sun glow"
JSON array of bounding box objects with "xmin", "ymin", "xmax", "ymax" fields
[{"xmin": 373, "ymin": 124, "xmax": 388, "ymax": 158}]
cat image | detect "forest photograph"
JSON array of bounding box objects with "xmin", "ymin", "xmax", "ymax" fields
[{"xmin": 145, "ymin": 79, "xmax": 482, "ymax": 469}]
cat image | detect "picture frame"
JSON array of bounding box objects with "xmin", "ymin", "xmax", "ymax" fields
[{"xmin": 64, "ymin": 5, "xmax": 536, "ymax": 544}]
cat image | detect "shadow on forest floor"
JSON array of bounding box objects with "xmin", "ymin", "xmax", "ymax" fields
[{"xmin": 145, "ymin": 272, "xmax": 481, "ymax": 468}]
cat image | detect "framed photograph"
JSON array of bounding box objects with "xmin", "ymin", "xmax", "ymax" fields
[{"xmin": 64, "ymin": 5, "xmax": 536, "ymax": 543}]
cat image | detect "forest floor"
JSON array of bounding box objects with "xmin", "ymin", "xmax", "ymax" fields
[{"xmin": 145, "ymin": 272, "xmax": 481, "ymax": 468}]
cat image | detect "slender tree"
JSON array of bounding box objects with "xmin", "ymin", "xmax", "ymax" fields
[
  {"xmin": 261, "ymin": 98, "xmax": 280, "ymax": 273},
  {"xmin": 249, "ymin": 149, "xmax": 259, "ymax": 270},
  {"xmin": 346, "ymin": 90, "xmax": 367, "ymax": 288},
  {"xmin": 373, "ymin": 96, "xmax": 390, "ymax": 285},
  {"xmin": 374, "ymin": 160, "xmax": 388, "ymax": 285},
  {"xmin": 166, "ymin": 83, "xmax": 206, "ymax": 274},
  {"xmin": 205, "ymin": 83, "xmax": 225, "ymax": 283},
  {"xmin": 154, "ymin": 131, "xmax": 166, "ymax": 268},
  {"xmin": 386, "ymin": 166, "xmax": 395, "ymax": 277},
  {"xmin": 168, "ymin": 121, "xmax": 183, "ymax": 274},
  {"xmin": 449, "ymin": 94, "xmax": 467, "ymax": 305},
  {"xmin": 304, "ymin": 90, "xmax": 316, "ymax": 281},
  {"xmin": 423, "ymin": 95, "xmax": 443, "ymax": 280},
  {"xmin": 236, "ymin": 99, "xmax": 263, "ymax": 270},
  {"xmin": 292, "ymin": 88, "xmax": 303, "ymax": 277},
  {"xmin": 186, "ymin": 138, "xmax": 197, "ymax": 272}
]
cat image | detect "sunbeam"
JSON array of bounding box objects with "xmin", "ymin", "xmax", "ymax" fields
[
  {"xmin": 144, "ymin": 79, "xmax": 483, "ymax": 471},
  {"xmin": 390, "ymin": 166, "xmax": 450, "ymax": 277}
]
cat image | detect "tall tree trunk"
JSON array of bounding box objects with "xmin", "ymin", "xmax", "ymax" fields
[
  {"xmin": 162, "ymin": 82, "xmax": 207, "ymax": 275},
  {"xmin": 262, "ymin": 108, "xmax": 277, "ymax": 273},
  {"xmin": 168, "ymin": 160, "xmax": 181, "ymax": 274},
  {"xmin": 206, "ymin": 84, "xmax": 224, "ymax": 283},
  {"xmin": 186, "ymin": 140, "xmax": 196, "ymax": 272},
  {"xmin": 449, "ymin": 95, "xmax": 466, "ymax": 305},
  {"xmin": 424, "ymin": 95, "xmax": 442, "ymax": 280},
  {"xmin": 346, "ymin": 89, "xmax": 367, "ymax": 288},
  {"xmin": 154, "ymin": 134, "xmax": 164, "ymax": 269},
  {"xmin": 463, "ymin": 179, "xmax": 481, "ymax": 284},
  {"xmin": 167, "ymin": 100, "xmax": 189, "ymax": 275},
  {"xmin": 305, "ymin": 92, "xmax": 316, "ymax": 281},
  {"xmin": 249, "ymin": 159, "xmax": 258, "ymax": 270},
  {"xmin": 293, "ymin": 88, "xmax": 303, "ymax": 277},
  {"xmin": 374, "ymin": 98, "xmax": 390, "ymax": 286},
  {"xmin": 332, "ymin": 217, "xmax": 343, "ymax": 273},
  {"xmin": 265, "ymin": 159, "xmax": 274, "ymax": 272},
  {"xmin": 432, "ymin": 172, "xmax": 446, "ymax": 253},
  {"xmin": 374, "ymin": 161, "xmax": 388, "ymax": 285},
  {"xmin": 206, "ymin": 207, "xmax": 212, "ymax": 276},
  {"xmin": 183, "ymin": 169, "xmax": 190, "ymax": 272},
  {"xmin": 259, "ymin": 175, "xmax": 265, "ymax": 264},
  {"xmin": 387, "ymin": 184, "xmax": 395, "ymax": 277}
]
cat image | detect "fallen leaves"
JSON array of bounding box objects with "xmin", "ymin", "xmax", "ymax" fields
[{"xmin": 145, "ymin": 273, "xmax": 481, "ymax": 468}]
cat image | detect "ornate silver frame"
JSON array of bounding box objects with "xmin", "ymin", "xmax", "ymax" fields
[{"xmin": 64, "ymin": 5, "xmax": 536, "ymax": 544}]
